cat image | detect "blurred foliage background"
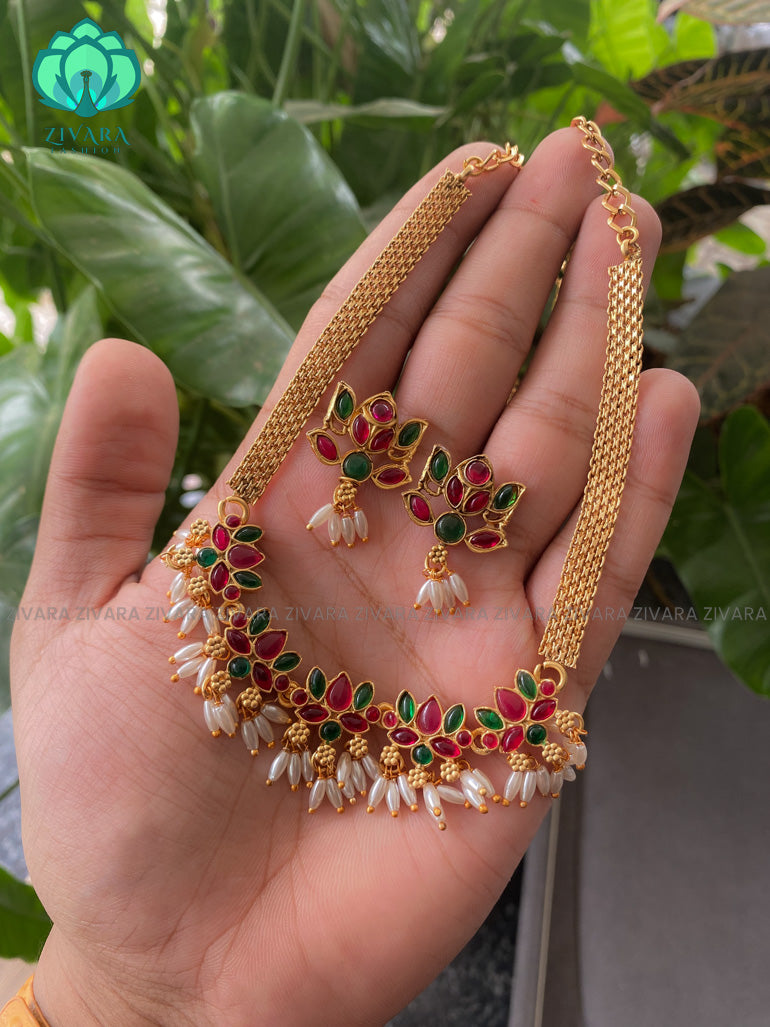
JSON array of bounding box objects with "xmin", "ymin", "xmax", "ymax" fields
[
  {"xmin": 1, "ymin": 0, "xmax": 770, "ymax": 964},
  {"xmin": 0, "ymin": 0, "xmax": 769, "ymax": 714}
]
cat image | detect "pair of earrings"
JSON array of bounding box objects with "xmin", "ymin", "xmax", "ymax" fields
[{"xmin": 306, "ymin": 382, "xmax": 525, "ymax": 615}]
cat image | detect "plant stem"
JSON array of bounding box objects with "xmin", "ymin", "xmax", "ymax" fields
[
  {"xmin": 15, "ymin": 0, "xmax": 35, "ymax": 144},
  {"xmin": 273, "ymin": 0, "xmax": 308, "ymax": 107}
]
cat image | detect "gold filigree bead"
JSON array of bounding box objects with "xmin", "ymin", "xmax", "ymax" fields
[
  {"xmin": 164, "ymin": 547, "xmax": 196, "ymax": 570},
  {"xmin": 187, "ymin": 518, "xmax": 210, "ymax": 540},
  {"xmin": 347, "ymin": 737, "xmax": 368, "ymax": 760},
  {"xmin": 285, "ymin": 722, "xmax": 311, "ymax": 749},
  {"xmin": 542, "ymin": 742, "xmax": 569, "ymax": 766},
  {"xmin": 407, "ymin": 767, "xmax": 430, "ymax": 790},
  {"xmin": 203, "ymin": 635, "xmax": 228, "ymax": 660},
  {"xmin": 312, "ymin": 743, "xmax": 337, "ymax": 775},
  {"xmin": 439, "ymin": 761, "xmax": 461, "ymax": 783},
  {"xmin": 207, "ymin": 670, "xmax": 231, "ymax": 697},
  {"xmin": 555, "ymin": 710, "xmax": 584, "ymax": 736},
  {"xmin": 379, "ymin": 744, "xmax": 405, "ymax": 777},
  {"xmin": 507, "ymin": 752, "xmax": 537, "ymax": 772},
  {"xmin": 187, "ymin": 576, "xmax": 212, "ymax": 607},
  {"xmin": 237, "ymin": 685, "xmax": 262, "ymax": 713}
]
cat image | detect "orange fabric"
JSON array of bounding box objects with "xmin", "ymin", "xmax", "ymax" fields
[{"xmin": 0, "ymin": 978, "xmax": 51, "ymax": 1027}]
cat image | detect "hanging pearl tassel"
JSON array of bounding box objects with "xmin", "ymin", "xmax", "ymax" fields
[
  {"xmin": 241, "ymin": 719, "xmax": 260, "ymax": 754},
  {"xmin": 288, "ymin": 753, "xmax": 302, "ymax": 790},
  {"xmin": 195, "ymin": 657, "xmax": 216, "ymax": 690},
  {"xmin": 536, "ymin": 766, "xmax": 551, "ymax": 797},
  {"xmin": 341, "ymin": 516, "xmax": 356, "ymax": 547},
  {"xmin": 266, "ymin": 750, "xmax": 289, "ymax": 784},
  {"xmin": 202, "ymin": 608, "xmax": 219, "ymax": 635},
  {"xmin": 174, "ymin": 641, "xmax": 203, "ymax": 663},
  {"xmin": 354, "ymin": 509, "xmax": 368, "ymax": 541},
  {"xmin": 448, "ymin": 572, "xmax": 469, "ymax": 606},
  {"xmin": 503, "ymin": 771, "xmax": 522, "ymax": 804},
  {"xmin": 366, "ymin": 775, "xmax": 388, "ymax": 812},
  {"xmin": 415, "ymin": 580, "xmax": 431, "ymax": 610},
  {"xmin": 520, "ymin": 770, "xmax": 537, "ymax": 806},
  {"xmin": 351, "ymin": 760, "xmax": 367, "ymax": 794},
  {"xmin": 214, "ymin": 695, "xmax": 238, "ymax": 736},
  {"xmin": 328, "ymin": 513, "xmax": 342, "ymax": 546},
  {"xmin": 308, "ymin": 778, "xmax": 326, "ymax": 812},
  {"xmin": 397, "ymin": 774, "xmax": 418, "ymax": 811},
  {"xmin": 386, "ymin": 780, "xmax": 401, "ymax": 816},
  {"xmin": 179, "ymin": 606, "xmax": 202, "ymax": 635},
  {"xmin": 169, "ymin": 573, "xmax": 187, "ymax": 603},
  {"xmin": 550, "ymin": 769, "xmax": 564, "ymax": 796}
]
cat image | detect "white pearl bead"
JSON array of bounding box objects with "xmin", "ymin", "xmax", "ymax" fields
[
  {"xmin": 354, "ymin": 509, "xmax": 369, "ymax": 540},
  {"xmin": 241, "ymin": 719, "xmax": 259, "ymax": 751},
  {"xmin": 168, "ymin": 598, "xmax": 193, "ymax": 620},
  {"xmin": 351, "ymin": 761, "xmax": 366, "ymax": 792},
  {"xmin": 203, "ymin": 699, "xmax": 219, "ymax": 734},
  {"xmin": 254, "ymin": 716, "xmax": 273, "ymax": 743},
  {"xmin": 448, "ymin": 572, "xmax": 469, "ymax": 605},
  {"xmin": 504, "ymin": 771, "xmax": 522, "ymax": 802},
  {"xmin": 326, "ymin": 778, "xmax": 344, "ymax": 810},
  {"xmin": 178, "ymin": 656, "xmax": 205, "ymax": 678},
  {"xmin": 288, "ymin": 753, "xmax": 302, "ymax": 788},
  {"xmin": 536, "ymin": 766, "xmax": 551, "ymax": 796},
  {"xmin": 170, "ymin": 573, "xmax": 187, "ymax": 603},
  {"xmin": 563, "ymin": 764, "xmax": 577, "ymax": 782},
  {"xmin": 415, "ymin": 580, "xmax": 431, "ymax": 609},
  {"xmin": 308, "ymin": 778, "xmax": 326, "ymax": 812},
  {"xmin": 440, "ymin": 579, "xmax": 455, "ymax": 611},
  {"xmin": 196, "ymin": 657, "xmax": 216, "ymax": 689},
  {"xmin": 362, "ymin": 754, "xmax": 379, "ymax": 780},
  {"xmin": 423, "ymin": 782, "xmax": 442, "ymax": 818},
  {"xmin": 268, "ymin": 750, "xmax": 289, "ymax": 782},
  {"xmin": 386, "ymin": 780, "xmax": 400, "ymax": 815},
  {"xmin": 550, "ymin": 769, "xmax": 564, "ymax": 795},
  {"xmin": 262, "ymin": 704, "xmax": 291, "ymax": 724},
  {"xmin": 307, "ymin": 503, "xmax": 334, "ymax": 528},
  {"xmin": 341, "ymin": 516, "xmax": 356, "ymax": 546},
  {"xmin": 471, "ymin": 768, "xmax": 495, "ymax": 797},
  {"xmin": 174, "ymin": 641, "xmax": 203, "ymax": 662},
  {"xmin": 337, "ymin": 751, "xmax": 352, "ymax": 785},
  {"xmin": 202, "ymin": 608, "xmax": 219, "ymax": 636},
  {"xmin": 328, "ymin": 513, "xmax": 342, "ymax": 544},
  {"xmin": 428, "ymin": 579, "xmax": 444, "ymax": 613},
  {"xmin": 302, "ymin": 751, "xmax": 314, "ymax": 782},
  {"xmin": 437, "ymin": 784, "xmax": 465, "ymax": 804},
  {"xmin": 521, "ymin": 770, "xmax": 537, "ymax": 804},
  {"xmin": 215, "ymin": 695, "xmax": 238, "ymax": 735},
  {"xmin": 367, "ymin": 775, "xmax": 387, "ymax": 808},
  {"xmin": 180, "ymin": 606, "xmax": 202, "ymax": 635},
  {"xmin": 397, "ymin": 774, "xmax": 417, "ymax": 808}
]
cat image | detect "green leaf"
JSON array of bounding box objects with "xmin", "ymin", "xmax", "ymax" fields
[
  {"xmin": 658, "ymin": 0, "xmax": 770, "ymax": 24},
  {"xmin": 26, "ymin": 148, "xmax": 294, "ymax": 407},
  {"xmin": 284, "ymin": 98, "xmax": 446, "ymax": 125},
  {"xmin": 657, "ymin": 183, "xmax": 770, "ymax": 253},
  {"xmin": 713, "ymin": 222, "xmax": 767, "ymax": 256},
  {"xmin": 0, "ymin": 866, "xmax": 51, "ymax": 961},
  {"xmin": 668, "ymin": 265, "xmax": 770, "ymax": 419},
  {"xmin": 589, "ymin": 0, "xmax": 671, "ymax": 79},
  {"xmin": 190, "ymin": 92, "xmax": 365, "ymax": 331},
  {"xmin": 661, "ymin": 407, "xmax": 770, "ymax": 696}
]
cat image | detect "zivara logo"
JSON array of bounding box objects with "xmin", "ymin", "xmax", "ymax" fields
[
  {"xmin": 45, "ymin": 124, "xmax": 130, "ymax": 155},
  {"xmin": 32, "ymin": 18, "xmax": 141, "ymax": 116}
]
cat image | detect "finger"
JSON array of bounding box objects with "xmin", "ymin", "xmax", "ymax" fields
[
  {"xmin": 22, "ymin": 339, "xmax": 178, "ymax": 610},
  {"xmin": 485, "ymin": 193, "xmax": 662, "ymax": 575},
  {"xmin": 395, "ymin": 127, "xmax": 611, "ymax": 457},
  {"xmin": 527, "ymin": 367, "xmax": 700, "ymax": 699}
]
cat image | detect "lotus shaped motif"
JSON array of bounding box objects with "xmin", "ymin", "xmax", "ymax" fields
[{"xmin": 32, "ymin": 18, "xmax": 141, "ymax": 116}]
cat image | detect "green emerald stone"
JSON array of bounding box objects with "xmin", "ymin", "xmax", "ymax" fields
[
  {"xmin": 320, "ymin": 721, "xmax": 342, "ymax": 742},
  {"xmin": 233, "ymin": 571, "xmax": 261, "ymax": 589},
  {"xmin": 435, "ymin": 512, "xmax": 465, "ymax": 545},
  {"xmin": 444, "ymin": 703, "xmax": 465, "ymax": 734},
  {"xmin": 516, "ymin": 669, "xmax": 538, "ymax": 701},
  {"xmin": 335, "ymin": 389, "xmax": 354, "ymax": 420},
  {"xmin": 228, "ymin": 657, "xmax": 250, "ymax": 678},
  {"xmin": 526, "ymin": 724, "xmax": 547, "ymax": 746},
  {"xmin": 274, "ymin": 651, "xmax": 300, "ymax": 672},
  {"xmin": 493, "ymin": 484, "xmax": 519, "ymax": 510},
  {"xmin": 341, "ymin": 451, "xmax": 372, "ymax": 482},
  {"xmin": 413, "ymin": 744, "xmax": 433, "ymax": 766},
  {"xmin": 308, "ymin": 667, "xmax": 326, "ymax": 699},
  {"xmin": 430, "ymin": 449, "xmax": 450, "ymax": 482},
  {"xmin": 234, "ymin": 525, "xmax": 262, "ymax": 542},
  {"xmin": 196, "ymin": 547, "xmax": 217, "ymax": 568},
  {"xmin": 353, "ymin": 682, "xmax": 374, "ymax": 710},
  {"xmin": 398, "ymin": 421, "xmax": 421, "ymax": 448},
  {"xmin": 249, "ymin": 608, "xmax": 270, "ymax": 636},
  {"xmin": 476, "ymin": 707, "xmax": 504, "ymax": 731},
  {"xmin": 397, "ymin": 690, "xmax": 416, "ymax": 724}
]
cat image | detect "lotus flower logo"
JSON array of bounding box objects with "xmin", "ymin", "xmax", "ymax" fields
[{"xmin": 32, "ymin": 19, "xmax": 141, "ymax": 117}]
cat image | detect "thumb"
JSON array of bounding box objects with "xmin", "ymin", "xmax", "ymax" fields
[{"xmin": 22, "ymin": 338, "xmax": 178, "ymax": 613}]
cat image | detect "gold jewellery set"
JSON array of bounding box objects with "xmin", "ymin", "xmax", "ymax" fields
[{"xmin": 160, "ymin": 119, "xmax": 644, "ymax": 830}]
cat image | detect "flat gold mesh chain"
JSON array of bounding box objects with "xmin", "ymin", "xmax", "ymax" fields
[
  {"xmin": 538, "ymin": 118, "xmax": 644, "ymax": 668},
  {"xmin": 229, "ymin": 173, "xmax": 456, "ymax": 500}
]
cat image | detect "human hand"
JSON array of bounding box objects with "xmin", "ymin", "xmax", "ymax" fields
[{"xmin": 11, "ymin": 127, "xmax": 699, "ymax": 1026}]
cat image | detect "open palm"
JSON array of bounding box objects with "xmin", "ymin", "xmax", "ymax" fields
[{"xmin": 11, "ymin": 129, "xmax": 699, "ymax": 1027}]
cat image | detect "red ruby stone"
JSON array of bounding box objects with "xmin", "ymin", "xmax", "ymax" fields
[
  {"xmin": 466, "ymin": 459, "xmax": 491, "ymax": 486},
  {"xmin": 290, "ymin": 688, "xmax": 308, "ymax": 706},
  {"xmin": 327, "ymin": 673, "xmax": 353, "ymax": 712},
  {"xmin": 371, "ymin": 399, "xmax": 394, "ymax": 423},
  {"xmin": 531, "ymin": 698, "xmax": 557, "ymax": 722},
  {"xmin": 456, "ymin": 729, "xmax": 472, "ymax": 747},
  {"xmin": 390, "ymin": 727, "xmax": 419, "ymax": 747},
  {"xmin": 274, "ymin": 674, "xmax": 290, "ymax": 691},
  {"xmin": 252, "ymin": 663, "xmax": 272, "ymax": 689},
  {"xmin": 383, "ymin": 710, "xmax": 398, "ymax": 729},
  {"xmin": 365, "ymin": 706, "xmax": 380, "ymax": 723},
  {"xmin": 228, "ymin": 544, "xmax": 263, "ymax": 570},
  {"xmin": 464, "ymin": 490, "xmax": 491, "ymax": 514},
  {"xmin": 223, "ymin": 585, "xmax": 241, "ymax": 602},
  {"xmin": 210, "ymin": 562, "xmax": 230, "ymax": 592},
  {"xmin": 212, "ymin": 524, "xmax": 230, "ymax": 551},
  {"xmin": 469, "ymin": 530, "xmax": 501, "ymax": 550},
  {"xmin": 352, "ymin": 415, "xmax": 370, "ymax": 445},
  {"xmin": 300, "ymin": 704, "xmax": 328, "ymax": 724},
  {"xmin": 225, "ymin": 515, "xmax": 241, "ymax": 528},
  {"xmin": 377, "ymin": 466, "xmax": 407, "ymax": 486},
  {"xmin": 225, "ymin": 628, "xmax": 251, "ymax": 655},
  {"xmin": 416, "ymin": 696, "xmax": 442, "ymax": 735},
  {"xmin": 431, "ymin": 736, "xmax": 461, "ymax": 759},
  {"xmin": 410, "ymin": 494, "xmax": 432, "ymax": 522},
  {"xmin": 501, "ymin": 725, "xmax": 524, "ymax": 753},
  {"xmin": 230, "ymin": 612, "xmax": 248, "ymax": 629},
  {"xmin": 255, "ymin": 630, "xmax": 287, "ymax": 661},
  {"xmin": 446, "ymin": 475, "xmax": 464, "ymax": 507},
  {"xmin": 482, "ymin": 731, "xmax": 499, "ymax": 749},
  {"xmin": 539, "ymin": 679, "xmax": 556, "ymax": 697},
  {"xmin": 316, "ymin": 433, "xmax": 338, "ymax": 461},
  {"xmin": 340, "ymin": 712, "xmax": 368, "ymax": 733},
  {"xmin": 370, "ymin": 428, "xmax": 394, "ymax": 452},
  {"xmin": 496, "ymin": 688, "xmax": 527, "ymax": 723}
]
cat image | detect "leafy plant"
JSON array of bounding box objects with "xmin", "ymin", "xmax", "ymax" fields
[{"xmin": 0, "ymin": 0, "xmax": 768, "ymax": 958}]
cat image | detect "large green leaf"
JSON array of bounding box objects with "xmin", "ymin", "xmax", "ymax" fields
[
  {"xmin": 667, "ymin": 266, "xmax": 770, "ymax": 419},
  {"xmin": 661, "ymin": 407, "xmax": 770, "ymax": 696},
  {"xmin": 26, "ymin": 147, "xmax": 294, "ymax": 406},
  {"xmin": 657, "ymin": 182, "xmax": 770, "ymax": 252},
  {"xmin": 0, "ymin": 286, "xmax": 102, "ymax": 708},
  {"xmin": 189, "ymin": 92, "xmax": 365, "ymax": 331},
  {"xmin": 0, "ymin": 866, "xmax": 51, "ymax": 961}
]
